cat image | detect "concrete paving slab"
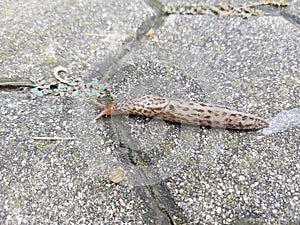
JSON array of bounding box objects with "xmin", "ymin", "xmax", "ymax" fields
[
  {"xmin": 100, "ymin": 16, "xmax": 300, "ymax": 222},
  {"xmin": 0, "ymin": 94, "xmax": 179, "ymax": 224},
  {"xmin": 0, "ymin": 0, "xmax": 156, "ymax": 79},
  {"xmin": 108, "ymin": 13, "xmax": 299, "ymax": 224},
  {"xmin": 124, "ymin": 15, "xmax": 299, "ymax": 111}
]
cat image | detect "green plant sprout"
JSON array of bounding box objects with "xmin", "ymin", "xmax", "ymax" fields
[
  {"xmin": 29, "ymin": 75, "xmax": 106, "ymax": 97},
  {"xmin": 163, "ymin": 1, "xmax": 288, "ymax": 18}
]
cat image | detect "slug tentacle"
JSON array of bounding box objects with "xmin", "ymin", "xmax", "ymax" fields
[
  {"xmin": 94, "ymin": 95, "xmax": 269, "ymax": 131},
  {"xmin": 93, "ymin": 104, "xmax": 119, "ymax": 120}
]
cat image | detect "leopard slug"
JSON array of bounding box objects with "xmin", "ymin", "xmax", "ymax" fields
[{"xmin": 95, "ymin": 95, "xmax": 269, "ymax": 130}]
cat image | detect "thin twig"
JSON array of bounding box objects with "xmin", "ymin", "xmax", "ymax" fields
[
  {"xmin": 0, "ymin": 82, "xmax": 36, "ymax": 87},
  {"xmin": 83, "ymin": 33, "xmax": 124, "ymax": 38}
]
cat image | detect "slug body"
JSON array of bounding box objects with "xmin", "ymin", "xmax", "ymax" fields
[{"xmin": 95, "ymin": 95, "xmax": 269, "ymax": 130}]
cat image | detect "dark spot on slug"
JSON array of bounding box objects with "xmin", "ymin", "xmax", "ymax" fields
[
  {"xmin": 230, "ymin": 113, "xmax": 237, "ymax": 117},
  {"xmin": 169, "ymin": 104, "xmax": 175, "ymax": 110},
  {"xmin": 182, "ymin": 107, "xmax": 189, "ymax": 111},
  {"xmin": 200, "ymin": 103, "xmax": 207, "ymax": 107},
  {"xmin": 249, "ymin": 117, "xmax": 254, "ymax": 120},
  {"xmin": 242, "ymin": 116, "xmax": 248, "ymax": 120},
  {"xmin": 194, "ymin": 108, "xmax": 205, "ymax": 113},
  {"xmin": 207, "ymin": 109, "xmax": 212, "ymax": 113},
  {"xmin": 191, "ymin": 113, "xmax": 199, "ymax": 117},
  {"xmin": 225, "ymin": 118, "xmax": 232, "ymax": 123},
  {"xmin": 214, "ymin": 113, "xmax": 219, "ymax": 117},
  {"xmin": 204, "ymin": 115, "xmax": 211, "ymax": 119},
  {"xmin": 222, "ymin": 112, "xmax": 227, "ymax": 116},
  {"xmin": 167, "ymin": 115, "xmax": 178, "ymax": 121},
  {"xmin": 189, "ymin": 102, "xmax": 194, "ymax": 105},
  {"xmin": 181, "ymin": 118, "xmax": 189, "ymax": 122}
]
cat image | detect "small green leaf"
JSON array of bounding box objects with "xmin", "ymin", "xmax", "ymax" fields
[
  {"xmin": 254, "ymin": 9, "xmax": 264, "ymax": 15},
  {"xmin": 79, "ymin": 81, "xmax": 85, "ymax": 86},
  {"xmin": 47, "ymin": 77, "xmax": 56, "ymax": 83},
  {"xmin": 244, "ymin": 7, "xmax": 250, "ymax": 13},
  {"xmin": 72, "ymin": 91, "xmax": 79, "ymax": 97},
  {"xmin": 29, "ymin": 77, "xmax": 37, "ymax": 83},
  {"xmin": 84, "ymin": 89, "xmax": 92, "ymax": 96},
  {"xmin": 241, "ymin": 12, "xmax": 251, "ymax": 19},
  {"xmin": 30, "ymin": 87, "xmax": 39, "ymax": 93},
  {"xmin": 39, "ymin": 80, "xmax": 46, "ymax": 85},
  {"xmin": 273, "ymin": 1, "xmax": 288, "ymax": 7},
  {"xmin": 91, "ymin": 89, "xmax": 99, "ymax": 96},
  {"xmin": 200, "ymin": 4, "xmax": 209, "ymax": 10},
  {"xmin": 211, "ymin": 7, "xmax": 220, "ymax": 15},
  {"xmin": 58, "ymin": 84, "xmax": 67, "ymax": 89},
  {"xmin": 219, "ymin": 4, "xmax": 228, "ymax": 11},
  {"xmin": 68, "ymin": 81, "xmax": 76, "ymax": 86},
  {"xmin": 279, "ymin": 1, "xmax": 288, "ymax": 7},
  {"xmin": 37, "ymin": 91, "xmax": 44, "ymax": 97},
  {"xmin": 60, "ymin": 92, "xmax": 65, "ymax": 97},
  {"xmin": 97, "ymin": 84, "xmax": 106, "ymax": 90},
  {"xmin": 86, "ymin": 82, "xmax": 92, "ymax": 88},
  {"xmin": 37, "ymin": 76, "xmax": 44, "ymax": 81},
  {"xmin": 162, "ymin": 6, "xmax": 169, "ymax": 13},
  {"xmin": 90, "ymin": 81, "xmax": 98, "ymax": 87},
  {"xmin": 53, "ymin": 89, "xmax": 60, "ymax": 95}
]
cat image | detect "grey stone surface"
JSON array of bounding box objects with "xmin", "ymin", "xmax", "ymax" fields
[
  {"xmin": 0, "ymin": 0, "xmax": 299, "ymax": 224},
  {"xmin": 284, "ymin": 0, "xmax": 300, "ymax": 24},
  {"xmin": 123, "ymin": 15, "xmax": 299, "ymax": 111},
  {"xmin": 0, "ymin": 0, "xmax": 156, "ymax": 79}
]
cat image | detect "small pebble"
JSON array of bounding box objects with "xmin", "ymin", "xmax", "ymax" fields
[{"xmin": 108, "ymin": 167, "xmax": 126, "ymax": 184}]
